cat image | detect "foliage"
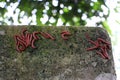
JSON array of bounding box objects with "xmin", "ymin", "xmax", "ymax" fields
[
  {"xmin": 102, "ymin": 20, "xmax": 112, "ymax": 35},
  {"xmin": 0, "ymin": 0, "xmax": 109, "ymax": 26},
  {"xmin": 114, "ymin": 1, "xmax": 120, "ymax": 25}
]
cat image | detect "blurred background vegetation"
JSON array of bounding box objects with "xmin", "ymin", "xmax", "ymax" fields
[{"xmin": 0, "ymin": 0, "xmax": 110, "ymax": 32}]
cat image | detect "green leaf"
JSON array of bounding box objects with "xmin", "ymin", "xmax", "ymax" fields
[
  {"xmin": 0, "ymin": 7, "xmax": 7, "ymax": 16},
  {"xmin": 93, "ymin": 2, "xmax": 101, "ymax": 10},
  {"xmin": 102, "ymin": 21, "xmax": 112, "ymax": 35},
  {"xmin": 63, "ymin": 7, "xmax": 69, "ymax": 13},
  {"xmin": 116, "ymin": 20, "xmax": 120, "ymax": 24},
  {"xmin": 36, "ymin": 10, "xmax": 43, "ymax": 25}
]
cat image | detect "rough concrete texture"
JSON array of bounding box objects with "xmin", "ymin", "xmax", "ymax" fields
[{"xmin": 0, "ymin": 26, "xmax": 116, "ymax": 80}]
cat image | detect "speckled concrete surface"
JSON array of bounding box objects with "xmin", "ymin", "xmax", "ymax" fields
[{"xmin": 0, "ymin": 26, "xmax": 116, "ymax": 80}]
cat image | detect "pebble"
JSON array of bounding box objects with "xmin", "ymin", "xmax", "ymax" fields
[
  {"xmin": 0, "ymin": 31, "xmax": 5, "ymax": 35},
  {"xmin": 92, "ymin": 62, "xmax": 97, "ymax": 67}
]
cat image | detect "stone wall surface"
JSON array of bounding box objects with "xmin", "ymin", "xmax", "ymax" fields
[{"xmin": 0, "ymin": 26, "xmax": 116, "ymax": 80}]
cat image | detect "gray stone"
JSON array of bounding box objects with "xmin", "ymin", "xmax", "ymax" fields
[
  {"xmin": 0, "ymin": 31, "xmax": 5, "ymax": 35},
  {"xmin": 95, "ymin": 73, "xmax": 116, "ymax": 80},
  {"xmin": 0, "ymin": 78, "xmax": 4, "ymax": 80},
  {"xmin": 0, "ymin": 26, "xmax": 116, "ymax": 80},
  {"xmin": 92, "ymin": 62, "xmax": 97, "ymax": 67}
]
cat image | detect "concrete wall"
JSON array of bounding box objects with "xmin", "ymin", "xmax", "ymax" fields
[{"xmin": 0, "ymin": 26, "xmax": 116, "ymax": 80}]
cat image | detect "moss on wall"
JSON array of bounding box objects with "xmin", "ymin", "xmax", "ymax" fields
[{"xmin": 0, "ymin": 26, "xmax": 116, "ymax": 80}]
